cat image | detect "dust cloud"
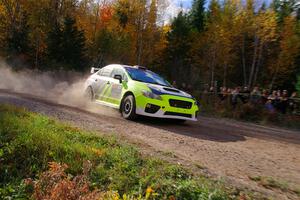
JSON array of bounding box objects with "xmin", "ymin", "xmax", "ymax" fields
[{"xmin": 0, "ymin": 60, "xmax": 117, "ymax": 116}]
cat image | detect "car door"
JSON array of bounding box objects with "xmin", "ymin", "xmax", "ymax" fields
[
  {"xmin": 106, "ymin": 67, "xmax": 128, "ymax": 105},
  {"xmin": 94, "ymin": 66, "xmax": 113, "ymax": 101}
]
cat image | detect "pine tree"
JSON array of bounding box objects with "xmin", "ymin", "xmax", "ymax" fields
[
  {"xmin": 166, "ymin": 11, "xmax": 192, "ymax": 84},
  {"xmin": 46, "ymin": 16, "xmax": 86, "ymax": 71},
  {"xmin": 61, "ymin": 16, "xmax": 86, "ymax": 71},
  {"xmin": 47, "ymin": 24, "xmax": 63, "ymax": 66},
  {"xmin": 7, "ymin": 12, "xmax": 30, "ymax": 57},
  {"xmin": 190, "ymin": 0, "xmax": 206, "ymax": 32}
]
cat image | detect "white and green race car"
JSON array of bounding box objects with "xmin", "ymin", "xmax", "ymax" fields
[{"xmin": 85, "ymin": 64, "xmax": 199, "ymax": 121}]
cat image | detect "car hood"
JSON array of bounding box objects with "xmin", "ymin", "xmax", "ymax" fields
[{"xmin": 147, "ymin": 83, "xmax": 192, "ymax": 99}]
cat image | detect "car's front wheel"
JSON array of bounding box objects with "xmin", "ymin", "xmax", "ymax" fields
[{"xmin": 121, "ymin": 94, "xmax": 137, "ymax": 120}]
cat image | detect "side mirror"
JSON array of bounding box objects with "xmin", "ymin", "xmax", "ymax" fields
[
  {"xmin": 90, "ymin": 67, "xmax": 100, "ymax": 74},
  {"xmin": 114, "ymin": 74, "xmax": 123, "ymax": 83}
]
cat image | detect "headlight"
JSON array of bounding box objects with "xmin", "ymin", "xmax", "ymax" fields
[{"xmin": 142, "ymin": 90, "xmax": 162, "ymax": 100}]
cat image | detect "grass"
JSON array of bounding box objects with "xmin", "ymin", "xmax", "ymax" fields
[
  {"xmin": 249, "ymin": 176, "xmax": 300, "ymax": 196},
  {"xmin": 0, "ymin": 104, "xmax": 235, "ymax": 200},
  {"xmin": 249, "ymin": 176, "xmax": 289, "ymax": 191}
]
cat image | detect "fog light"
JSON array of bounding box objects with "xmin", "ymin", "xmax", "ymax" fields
[{"xmin": 145, "ymin": 104, "xmax": 160, "ymax": 114}]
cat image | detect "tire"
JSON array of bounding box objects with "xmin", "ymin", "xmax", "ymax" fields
[
  {"xmin": 85, "ymin": 86, "xmax": 94, "ymax": 102},
  {"xmin": 121, "ymin": 94, "xmax": 137, "ymax": 120}
]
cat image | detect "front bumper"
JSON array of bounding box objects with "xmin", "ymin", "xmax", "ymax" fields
[{"xmin": 135, "ymin": 94, "xmax": 199, "ymax": 121}]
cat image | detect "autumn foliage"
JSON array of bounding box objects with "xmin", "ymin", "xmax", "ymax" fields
[{"xmin": 0, "ymin": 0, "xmax": 299, "ymax": 90}]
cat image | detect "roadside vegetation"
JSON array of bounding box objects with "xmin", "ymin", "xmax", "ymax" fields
[
  {"xmin": 249, "ymin": 176, "xmax": 300, "ymax": 197},
  {"xmin": 0, "ymin": 104, "xmax": 243, "ymax": 200},
  {"xmin": 198, "ymin": 97, "xmax": 300, "ymax": 130}
]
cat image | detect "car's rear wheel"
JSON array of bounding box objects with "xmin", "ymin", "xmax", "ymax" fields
[
  {"xmin": 121, "ymin": 95, "xmax": 137, "ymax": 120},
  {"xmin": 85, "ymin": 86, "xmax": 94, "ymax": 102}
]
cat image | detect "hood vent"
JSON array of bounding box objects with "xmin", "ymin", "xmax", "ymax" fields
[{"xmin": 163, "ymin": 87, "xmax": 180, "ymax": 93}]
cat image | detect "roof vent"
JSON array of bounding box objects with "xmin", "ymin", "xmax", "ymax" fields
[{"xmin": 133, "ymin": 65, "xmax": 147, "ymax": 70}]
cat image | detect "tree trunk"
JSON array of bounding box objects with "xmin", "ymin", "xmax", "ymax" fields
[
  {"xmin": 93, "ymin": 0, "xmax": 101, "ymax": 42},
  {"xmin": 270, "ymin": 65, "xmax": 279, "ymax": 90},
  {"xmin": 210, "ymin": 48, "xmax": 216, "ymax": 88},
  {"xmin": 241, "ymin": 36, "xmax": 247, "ymax": 86},
  {"xmin": 248, "ymin": 36, "xmax": 258, "ymax": 88},
  {"xmin": 223, "ymin": 63, "xmax": 227, "ymax": 87},
  {"xmin": 253, "ymin": 43, "xmax": 263, "ymax": 87}
]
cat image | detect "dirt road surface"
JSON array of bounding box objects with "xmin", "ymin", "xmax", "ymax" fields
[{"xmin": 0, "ymin": 90, "xmax": 299, "ymax": 199}]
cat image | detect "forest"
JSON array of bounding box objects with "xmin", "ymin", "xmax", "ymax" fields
[{"xmin": 0, "ymin": 0, "xmax": 299, "ymax": 92}]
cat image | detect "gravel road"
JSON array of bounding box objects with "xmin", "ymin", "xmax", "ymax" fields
[{"xmin": 0, "ymin": 90, "xmax": 299, "ymax": 200}]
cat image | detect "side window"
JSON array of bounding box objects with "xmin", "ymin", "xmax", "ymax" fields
[
  {"xmin": 98, "ymin": 67, "xmax": 113, "ymax": 77},
  {"xmin": 111, "ymin": 68, "xmax": 128, "ymax": 81}
]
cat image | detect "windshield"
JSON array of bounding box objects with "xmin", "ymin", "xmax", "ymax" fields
[{"xmin": 125, "ymin": 67, "xmax": 171, "ymax": 87}]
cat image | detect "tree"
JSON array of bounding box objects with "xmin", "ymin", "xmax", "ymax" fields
[
  {"xmin": 190, "ymin": 0, "xmax": 206, "ymax": 32},
  {"xmin": 47, "ymin": 16, "xmax": 86, "ymax": 71},
  {"xmin": 270, "ymin": 16, "xmax": 300, "ymax": 89},
  {"xmin": 165, "ymin": 11, "xmax": 192, "ymax": 84},
  {"xmin": 248, "ymin": 9, "xmax": 277, "ymax": 87},
  {"xmin": 0, "ymin": 0, "xmax": 30, "ymax": 59}
]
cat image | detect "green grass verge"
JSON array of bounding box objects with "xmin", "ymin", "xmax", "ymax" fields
[
  {"xmin": 249, "ymin": 176, "xmax": 300, "ymax": 196},
  {"xmin": 0, "ymin": 104, "xmax": 235, "ymax": 200}
]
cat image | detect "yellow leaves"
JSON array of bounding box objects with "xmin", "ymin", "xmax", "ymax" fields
[
  {"xmin": 146, "ymin": 187, "xmax": 154, "ymax": 194},
  {"xmin": 277, "ymin": 16, "xmax": 300, "ymax": 70},
  {"xmin": 255, "ymin": 10, "xmax": 278, "ymax": 43},
  {"xmin": 90, "ymin": 147, "xmax": 106, "ymax": 156}
]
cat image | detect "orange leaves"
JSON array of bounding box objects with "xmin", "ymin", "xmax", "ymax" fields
[
  {"xmin": 100, "ymin": 5, "xmax": 114, "ymax": 25},
  {"xmin": 32, "ymin": 162, "xmax": 101, "ymax": 200}
]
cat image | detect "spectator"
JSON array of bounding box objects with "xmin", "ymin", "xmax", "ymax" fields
[
  {"xmin": 268, "ymin": 90, "xmax": 277, "ymax": 105},
  {"xmin": 231, "ymin": 87, "xmax": 240, "ymax": 109},
  {"xmin": 172, "ymin": 81, "xmax": 177, "ymax": 88},
  {"xmin": 261, "ymin": 89, "xmax": 269, "ymax": 104},
  {"xmin": 240, "ymin": 86, "xmax": 250, "ymax": 103},
  {"xmin": 265, "ymin": 99, "xmax": 276, "ymax": 113},
  {"xmin": 274, "ymin": 90, "xmax": 282, "ymax": 110},
  {"xmin": 289, "ymin": 92, "xmax": 298, "ymax": 114},
  {"xmin": 250, "ymin": 86, "xmax": 261, "ymax": 104},
  {"xmin": 279, "ymin": 90, "xmax": 289, "ymax": 114},
  {"xmin": 219, "ymin": 87, "xmax": 228, "ymax": 102}
]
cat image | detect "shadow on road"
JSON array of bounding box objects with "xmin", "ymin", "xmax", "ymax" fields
[
  {"xmin": 135, "ymin": 115, "xmax": 300, "ymax": 144},
  {"xmin": 135, "ymin": 116, "xmax": 247, "ymax": 143}
]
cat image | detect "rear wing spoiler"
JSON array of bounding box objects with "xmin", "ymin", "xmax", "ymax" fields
[{"xmin": 90, "ymin": 67, "xmax": 101, "ymax": 74}]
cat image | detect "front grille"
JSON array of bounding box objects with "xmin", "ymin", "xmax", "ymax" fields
[
  {"xmin": 164, "ymin": 111, "xmax": 192, "ymax": 118},
  {"xmin": 145, "ymin": 104, "xmax": 160, "ymax": 114},
  {"xmin": 169, "ymin": 99, "xmax": 192, "ymax": 109}
]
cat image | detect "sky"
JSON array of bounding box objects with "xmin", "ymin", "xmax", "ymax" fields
[
  {"xmin": 164, "ymin": 0, "xmax": 192, "ymax": 22},
  {"xmin": 165, "ymin": 0, "xmax": 273, "ymax": 23}
]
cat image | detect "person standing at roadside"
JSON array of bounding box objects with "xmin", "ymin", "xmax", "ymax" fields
[
  {"xmin": 250, "ymin": 86, "xmax": 261, "ymax": 104},
  {"xmin": 280, "ymin": 90, "xmax": 289, "ymax": 114},
  {"xmin": 231, "ymin": 87, "xmax": 240, "ymax": 109},
  {"xmin": 261, "ymin": 89, "xmax": 269, "ymax": 105},
  {"xmin": 288, "ymin": 92, "xmax": 298, "ymax": 114}
]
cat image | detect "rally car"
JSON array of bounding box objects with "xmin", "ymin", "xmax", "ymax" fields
[{"xmin": 85, "ymin": 64, "xmax": 199, "ymax": 121}]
